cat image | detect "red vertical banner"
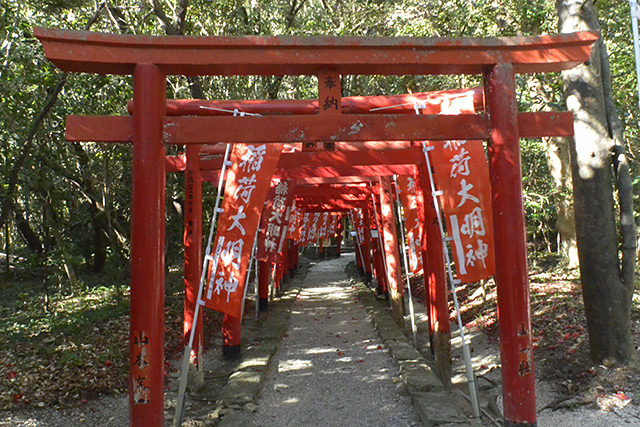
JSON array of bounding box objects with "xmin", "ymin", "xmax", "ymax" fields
[
  {"xmin": 317, "ymin": 212, "xmax": 329, "ymax": 240},
  {"xmin": 287, "ymin": 202, "xmax": 301, "ymax": 241},
  {"xmin": 397, "ymin": 175, "xmax": 424, "ymax": 275},
  {"xmin": 327, "ymin": 214, "xmax": 338, "ymax": 239},
  {"xmin": 352, "ymin": 208, "xmax": 366, "ymax": 246},
  {"xmin": 297, "ymin": 211, "xmax": 311, "ymax": 246},
  {"xmin": 422, "ymin": 94, "xmax": 495, "ymax": 282},
  {"xmin": 306, "ymin": 212, "xmax": 321, "ymax": 245},
  {"xmin": 257, "ymin": 179, "xmax": 296, "ymax": 263},
  {"xmin": 202, "ymin": 143, "xmax": 282, "ymax": 317}
]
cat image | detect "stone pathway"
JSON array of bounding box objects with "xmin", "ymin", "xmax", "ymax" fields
[
  {"xmin": 203, "ymin": 253, "xmax": 469, "ymax": 427},
  {"xmin": 251, "ymin": 254, "xmax": 422, "ymax": 426}
]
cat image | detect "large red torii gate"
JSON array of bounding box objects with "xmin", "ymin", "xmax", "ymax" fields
[{"xmin": 35, "ymin": 27, "xmax": 597, "ymax": 427}]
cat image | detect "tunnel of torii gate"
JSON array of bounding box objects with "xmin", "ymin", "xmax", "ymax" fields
[{"xmin": 34, "ymin": 26, "xmax": 597, "ymax": 427}]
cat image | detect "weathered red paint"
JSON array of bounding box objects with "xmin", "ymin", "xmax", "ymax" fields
[
  {"xmin": 129, "ymin": 64, "xmax": 166, "ymax": 427},
  {"xmin": 66, "ymin": 111, "xmax": 575, "ymax": 144},
  {"xmin": 484, "ymin": 63, "xmax": 536, "ymax": 425},
  {"xmin": 35, "ymin": 27, "xmax": 597, "ymax": 76},
  {"xmin": 146, "ymin": 88, "xmax": 485, "ymax": 116},
  {"xmin": 183, "ymin": 145, "xmax": 203, "ymax": 376}
]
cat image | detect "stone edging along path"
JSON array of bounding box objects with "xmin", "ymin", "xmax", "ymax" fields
[{"xmin": 213, "ymin": 258, "xmax": 469, "ymax": 427}]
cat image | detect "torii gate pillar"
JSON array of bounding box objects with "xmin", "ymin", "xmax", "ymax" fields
[
  {"xmin": 484, "ymin": 63, "xmax": 536, "ymax": 426},
  {"xmin": 184, "ymin": 144, "xmax": 204, "ymax": 389},
  {"xmin": 379, "ymin": 176, "xmax": 405, "ymax": 325},
  {"xmin": 129, "ymin": 64, "xmax": 166, "ymax": 426},
  {"xmin": 362, "ymin": 208, "xmax": 373, "ymax": 283}
]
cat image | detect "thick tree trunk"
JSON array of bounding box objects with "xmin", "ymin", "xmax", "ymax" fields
[{"xmin": 557, "ymin": 0, "xmax": 636, "ymax": 364}]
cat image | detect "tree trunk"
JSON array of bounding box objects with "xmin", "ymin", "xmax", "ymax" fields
[
  {"xmin": 544, "ymin": 136, "xmax": 579, "ymax": 267},
  {"xmin": 557, "ymin": 0, "xmax": 637, "ymax": 365}
]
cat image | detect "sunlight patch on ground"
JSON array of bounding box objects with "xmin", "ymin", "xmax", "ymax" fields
[{"xmin": 278, "ymin": 358, "xmax": 314, "ymax": 372}]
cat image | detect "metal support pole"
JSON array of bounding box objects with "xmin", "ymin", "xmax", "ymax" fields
[
  {"xmin": 130, "ymin": 63, "xmax": 166, "ymax": 427},
  {"xmin": 174, "ymin": 143, "xmax": 232, "ymax": 426},
  {"xmin": 484, "ymin": 63, "xmax": 536, "ymax": 426},
  {"xmin": 416, "ymin": 164, "xmax": 451, "ymax": 382}
]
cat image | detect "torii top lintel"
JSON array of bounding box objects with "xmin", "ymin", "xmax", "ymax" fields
[{"xmin": 34, "ymin": 27, "xmax": 597, "ymax": 76}]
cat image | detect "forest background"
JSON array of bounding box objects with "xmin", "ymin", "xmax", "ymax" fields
[{"xmin": 0, "ymin": 0, "xmax": 639, "ymax": 410}]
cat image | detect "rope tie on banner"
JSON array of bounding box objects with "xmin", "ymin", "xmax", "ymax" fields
[
  {"xmin": 198, "ymin": 105, "xmax": 262, "ymax": 116},
  {"xmin": 415, "ymin": 101, "xmax": 481, "ymax": 419},
  {"xmin": 392, "ymin": 175, "xmax": 418, "ymax": 347},
  {"xmin": 174, "ymin": 141, "xmax": 233, "ymax": 427}
]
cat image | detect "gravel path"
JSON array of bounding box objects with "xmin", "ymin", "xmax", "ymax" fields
[{"xmin": 252, "ymin": 254, "xmax": 422, "ymax": 427}]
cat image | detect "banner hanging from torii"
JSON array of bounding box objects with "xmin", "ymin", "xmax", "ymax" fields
[
  {"xmin": 257, "ymin": 179, "xmax": 296, "ymax": 263},
  {"xmin": 396, "ymin": 175, "xmax": 424, "ymax": 276},
  {"xmin": 423, "ymin": 94, "xmax": 495, "ymax": 283},
  {"xmin": 203, "ymin": 143, "xmax": 282, "ymax": 318},
  {"xmin": 287, "ymin": 202, "xmax": 301, "ymax": 241}
]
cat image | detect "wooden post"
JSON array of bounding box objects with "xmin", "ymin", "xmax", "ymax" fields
[
  {"xmin": 184, "ymin": 144, "xmax": 204, "ymax": 390},
  {"xmin": 222, "ymin": 314, "xmax": 242, "ymax": 359},
  {"xmin": 362, "ymin": 207, "xmax": 372, "ymax": 283},
  {"xmin": 484, "ymin": 63, "xmax": 536, "ymax": 426},
  {"xmin": 130, "ymin": 63, "xmax": 166, "ymax": 426},
  {"xmin": 336, "ymin": 217, "xmax": 343, "ymax": 256},
  {"xmin": 416, "ymin": 164, "xmax": 452, "ymax": 385},
  {"xmin": 258, "ymin": 260, "xmax": 270, "ymax": 312},
  {"xmin": 379, "ymin": 176, "xmax": 404, "ymax": 325}
]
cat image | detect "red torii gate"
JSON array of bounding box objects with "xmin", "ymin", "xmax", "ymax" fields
[{"xmin": 34, "ymin": 27, "xmax": 597, "ymax": 427}]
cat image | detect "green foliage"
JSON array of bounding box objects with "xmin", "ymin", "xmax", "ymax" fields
[{"xmin": 0, "ymin": 0, "xmax": 638, "ymax": 285}]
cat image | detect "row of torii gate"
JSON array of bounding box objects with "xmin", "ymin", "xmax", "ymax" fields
[{"xmin": 35, "ymin": 27, "xmax": 598, "ymax": 426}]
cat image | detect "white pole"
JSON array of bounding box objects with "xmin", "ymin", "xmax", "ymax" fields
[
  {"xmin": 420, "ymin": 141, "xmax": 480, "ymax": 419},
  {"xmin": 629, "ymin": 0, "xmax": 640, "ymax": 112},
  {"xmin": 174, "ymin": 142, "xmax": 233, "ymax": 426},
  {"xmin": 241, "ymin": 229, "xmax": 259, "ymax": 320}
]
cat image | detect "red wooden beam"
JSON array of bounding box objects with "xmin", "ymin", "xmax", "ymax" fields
[
  {"xmin": 295, "ymin": 185, "xmax": 374, "ymax": 197},
  {"xmin": 296, "ymin": 177, "xmax": 376, "ymax": 185},
  {"xmin": 163, "ymin": 114, "xmax": 487, "ymax": 144},
  {"xmin": 275, "ymin": 164, "xmax": 417, "ymax": 179},
  {"xmin": 136, "ymin": 88, "xmax": 485, "ymax": 115},
  {"xmin": 296, "ymin": 195, "xmax": 369, "ymax": 204},
  {"xmin": 66, "ymin": 111, "xmax": 574, "ymax": 143},
  {"xmin": 277, "ymin": 147, "xmax": 422, "ymax": 169},
  {"xmin": 166, "ymin": 148, "xmax": 422, "ymax": 175},
  {"xmin": 35, "ymin": 27, "xmax": 597, "ymax": 76}
]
